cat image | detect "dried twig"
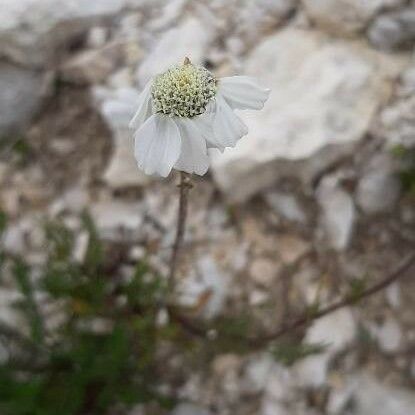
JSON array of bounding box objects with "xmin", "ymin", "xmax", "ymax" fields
[
  {"xmin": 168, "ymin": 171, "xmax": 192, "ymax": 292},
  {"xmin": 170, "ymin": 252, "xmax": 415, "ymax": 348}
]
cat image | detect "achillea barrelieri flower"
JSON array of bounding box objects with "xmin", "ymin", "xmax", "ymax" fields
[{"xmin": 130, "ymin": 58, "xmax": 270, "ymax": 177}]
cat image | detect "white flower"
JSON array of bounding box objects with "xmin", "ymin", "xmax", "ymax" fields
[{"xmin": 129, "ymin": 59, "xmax": 270, "ymax": 177}]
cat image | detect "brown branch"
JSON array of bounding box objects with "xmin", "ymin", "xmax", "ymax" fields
[
  {"xmin": 170, "ymin": 252, "xmax": 415, "ymax": 348},
  {"xmin": 249, "ymin": 252, "xmax": 415, "ymax": 346},
  {"xmin": 168, "ymin": 171, "xmax": 192, "ymax": 292}
]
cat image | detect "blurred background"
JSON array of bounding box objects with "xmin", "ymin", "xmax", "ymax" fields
[{"xmin": 0, "ymin": 0, "xmax": 415, "ymax": 414}]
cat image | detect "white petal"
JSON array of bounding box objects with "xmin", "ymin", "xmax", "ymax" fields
[
  {"xmin": 129, "ymin": 80, "xmax": 153, "ymax": 129},
  {"xmin": 193, "ymin": 111, "xmax": 226, "ymax": 152},
  {"xmin": 211, "ymin": 94, "xmax": 248, "ymax": 148},
  {"xmin": 134, "ymin": 114, "xmax": 181, "ymax": 177},
  {"xmin": 174, "ymin": 118, "xmax": 210, "ymax": 176},
  {"xmin": 219, "ymin": 76, "xmax": 270, "ymax": 110}
]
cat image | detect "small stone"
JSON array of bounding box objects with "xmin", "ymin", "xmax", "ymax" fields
[
  {"xmin": 276, "ymin": 234, "xmax": 311, "ymax": 265},
  {"xmin": 241, "ymin": 353, "xmax": 274, "ymax": 393},
  {"xmin": 212, "ymin": 354, "xmax": 241, "ymax": 376},
  {"xmin": 294, "ymin": 308, "xmax": 356, "ymax": 387},
  {"xmin": 87, "ymin": 26, "xmax": 109, "ymax": 49},
  {"xmin": 317, "ymin": 176, "xmax": 355, "ymax": 251},
  {"xmin": 356, "ymin": 154, "xmax": 401, "ymax": 214},
  {"xmin": 103, "ymin": 129, "xmax": 149, "ymax": 188},
  {"xmin": 326, "ymin": 378, "xmax": 355, "ymax": 415},
  {"xmin": 373, "ymin": 317, "xmax": 403, "ymax": 353},
  {"xmin": 72, "ymin": 231, "xmax": 89, "ymax": 263},
  {"xmin": 92, "ymin": 200, "xmax": 143, "ymax": 238},
  {"xmin": 249, "ymin": 289, "xmax": 268, "ymax": 306},
  {"xmin": 178, "ymin": 256, "xmax": 229, "ymax": 319},
  {"xmin": 250, "ymin": 258, "xmax": 279, "ymax": 286},
  {"xmin": 171, "ymin": 403, "xmax": 211, "ymax": 415},
  {"xmin": 264, "ymin": 191, "xmax": 307, "ymax": 224},
  {"xmin": 385, "ymin": 283, "xmax": 401, "ymax": 309}
]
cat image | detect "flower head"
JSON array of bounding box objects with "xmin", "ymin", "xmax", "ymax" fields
[{"xmin": 130, "ymin": 58, "xmax": 270, "ymax": 177}]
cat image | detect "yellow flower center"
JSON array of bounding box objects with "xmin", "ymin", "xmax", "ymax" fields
[{"xmin": 151, "ymin": 63, "xmax": 217, "ymax": 118}]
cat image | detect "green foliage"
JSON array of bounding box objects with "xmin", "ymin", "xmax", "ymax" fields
[
  {"xmin": 393, "ymin": 145, "xmax": 415, "ymax": 195},
  {"xmin": 0, "ymin": 212, "xmax": 171, "ymax": 415},
  {"xmin": 347, "ymin": 277, "xmax": 367, "ymax": 304},
  {"xmin": 270, "ymin": 341, "xmax": 327, "ymax": 366},
  {"xmin": 0, "ymin": 135, "xmax": 31, "ymax": 166}
]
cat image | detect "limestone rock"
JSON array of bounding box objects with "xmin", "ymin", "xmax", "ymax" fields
[
  {"xmin": 171, "ymin": 403, "xmax": 211, "ymax": 415},
  {"xmin": 369, "ymin": 7, "xmax": 415, "ymax": 50},
  {"xmin": 60, "ymin": 44, "xmax": 123, "ymax": 85},
  {"xmin": 0, "ymin": 0, "xmax": 152, "ymax": 67},
  {"xmin": 97, "ymin": 87, "xmax": 149, "ymax": 187},
  {"xmin": 351, "ymin": 375, "xmax": 415, "ymax": 415},
  {"xmin": 0, "ymin": 63, "xmax": 51, "ymax": 136},
  {"xmin": 303, "ymin": 0, "xmax": 404, "ymax": 36},
  {"xmin": 294, "ymin": 308, "xmax": 356, "ymax": 387},
  {"xmin": 379, "ymin": 94, "xmax": 415, "ymax": 148},
  {"xmin": 211, "ymin": 28, "xmax": 404, "ymax": 202},
  {"xmin": 356, "ymin": 154, "xmax": 401, "ymax": 214},
  {"xmin": 264, "ymin": 191, "xmax": 307, "ymax": 224},
  {"xmin": 371, "ymin": 316, "xmax": 403, "ymax": 353},
  {"xmin": 136, "ymin": 17, "xmax": 214, "ymax": 85},
  {"xmin": 177, "ymin": 256, "xmax": 229, "ymax": 319}
]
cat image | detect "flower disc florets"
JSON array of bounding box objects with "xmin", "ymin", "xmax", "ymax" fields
[{"xmin": 151, "ymin": 63, "xmax": 217, "ymax": 118}]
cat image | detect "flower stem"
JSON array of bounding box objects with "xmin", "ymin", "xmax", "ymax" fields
[{"xmin": 168, "ymin": 171, "xmax": 192, "ymax": 292}]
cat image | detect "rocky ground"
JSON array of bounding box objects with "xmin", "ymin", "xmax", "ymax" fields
[{"xmin": 1, "ymin": 0, "xmax": 415, "ymax": 414}]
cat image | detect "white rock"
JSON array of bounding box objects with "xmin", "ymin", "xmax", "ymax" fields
[
  {"xmin": 369, "ymin": 7, "xmax": 415, "ymax": 50},
  {"xmin": 276, "ymin": 234, "xmax": 311, "ymax": 265},
  {"xmin": 103, "ymin": 128, "xmax": 149, "ymax": 188},
  {"xmin": 295, "ymin": 354, "xmax": 331, "ymax": 388},
  {"xmin": 136, "ymin": 17, "xmax": 213, "ymax": 85},
  {"xmin": 60, "ymin": 44, "xmax": 122, "ymax": 85},
  {"xmin": 372, "ymin": 316, "xmax": 403, "ymax": 353},
  {"xmin": 234, "ymin": 0, "xmax": 296, "ymax": 50},
  {"xmin": 261, "ymin": 366, "xmax": 295, "ymax": 415},
  {"xmin": 379, "ymin": 94, "xmax": 415, "ymax": 148},
  {"xmin": 87, "ymin": 26, "xmax": 109, "ymax": 49},
  {"xmin": 351, "ymin": 375, "xmax": 415, "ymax": 415},
  {"xmin": 97, "ymin": 87, "xmax": 149, "ymax": 187},
  {"xmin": 0, "ymin": 0, "xmax": 149, "ymax": 67},
  {"xmin": 242, "ymin": 353, "xmax": 275, "ymax": 393},
  {"xmin": 261, "ymin": 400, "xmax": 290, "ymax": 415},
  {"xmin": 294, "ymin": 308, "xmax": 356, "ymax": 387},
  {"xmin": 92, "ymin": 200, "xmax": 143, "ymax": 237},
  {"xmin": 303, "ymin": 0, "xmax": 404, "ymax": 35},
  {"xmin": 149, "ymin": 0, "xmax": 189, "ymax": 31},
  {"xmin": 385, "ymin": 283, "xmax": 401, "ymax": 309},
  {"xmin": 249, "ymin": 289, "xmax": 269, "ymax": 306},
  {"xmin": 250, "ymin": 257, "xmax": 278, "ymax": 286},
  {"xmin": 171, "ymin": 403, "xmax": 211, "ymax": 415},
  {"xmin": 356, "ymin": 154, "xmax": 401, "ymax": 214},
  {"xmin": 327, "ymin": 379, "xmax": 355, "ymax": 414},
  {"xmin": 317, "ymin": 175, "xmax": 355, "ymax": 251},
  {"xmin": 264, "ymin": 191, "xmax": 307, "ymax": 224},
  {"xmin": 72, "ymin": 231, "xmax": 90, "ymax": 263},
  {"xmin": 211, "ymin": 28, "xmax": 404, "ymax": 201},
  {"xmin": 178, "ymin": 256, "xmax": 229, "ymax": 319},
  {"xmin": 0, "ymin": 63, "xmax": 51, "ymax": 135}
]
